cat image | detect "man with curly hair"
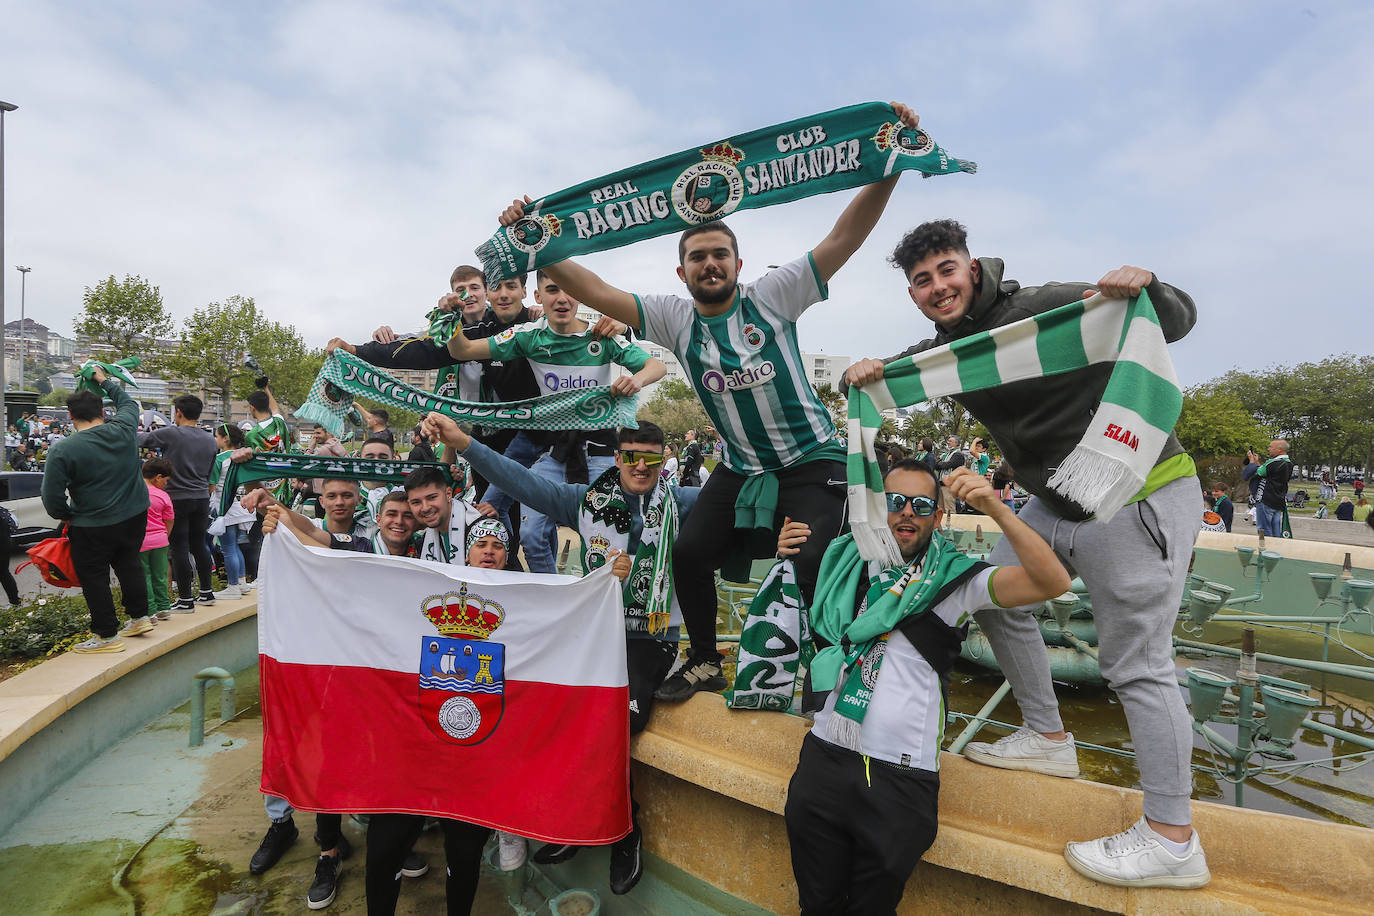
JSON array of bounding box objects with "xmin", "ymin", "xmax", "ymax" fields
[{"xmin": 846, "ymin": 219, "xmax": 1208, "ymax": 889}]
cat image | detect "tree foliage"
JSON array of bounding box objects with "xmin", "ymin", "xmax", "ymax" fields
[
  {"xmin": 39, "ymin": 387, "xmax": 70, "ymax": 407},
  {"xmin": 73, "ymin": 275, "xmax": 174, "ymax": 365},
  {"xmin": 1174, "ymin": 384, "xmax": 1266, "ymax": 461},
  {"xmin": 165, "ymin": 295, "xmax": 315, "ymax": 420},
  {"xmin": 636, "ymin": 378, "xmax": 711, "ymax": 445}
]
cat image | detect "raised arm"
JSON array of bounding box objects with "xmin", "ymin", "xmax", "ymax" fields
[
  {"xmin": 498, "ymin": 196, "xmax": 642, "ymax": 329},
  {"xmin": 445, "ymin": 328, "xmax": 492, "ymax": 362},
  {"xmin": 609, "ymin": 356, "xmax": 666, "ymax": 397},
  {"xmin": 943, "ymin": 468, "xmax": 1071, "ymax": 607},
  {"xmin": 809, "ymin": 102, "xmax": 917, "ymax": 283}
]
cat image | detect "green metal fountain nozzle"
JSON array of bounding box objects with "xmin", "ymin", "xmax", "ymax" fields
[
  {"xmin": 1203, "ymin": 581, "xmax": 1235, "ymax": 608},
  {"xmin": 1187, "ymin": 573, "xmax": 1206, "ymax": 593},
  {"xmin": 1048, "ymin": 592, "xmax": 1078, "ymax": 630},
  {"xmin": 1186, "ymin": 667, "xmax": 1235, "ymax": 723},
  {"xmin": 1259, "ymin": 684, "xmax": 1320, "ymax": 744},
  {"xmin": 1309, "ymin": 573, "xmax": 1337, "ymax": 600},
  {"xmin": 1188, "ymin": 589, "xmax": 1224, "ymax": 625},
  {"xmin": 1258, "ymin": 673, "xmax": 1312, "ymax": 694},
  {"xmin": 1341, "ymin": 579, "xmax": 1374, "ymax": 611},
  {"xmin": 1235, "ymin": 546, "xmax": 1255, "ymax": 570},
  {"xmin": 1260, "ymin": 550, "xmax": 1282, "ymax": 575}
]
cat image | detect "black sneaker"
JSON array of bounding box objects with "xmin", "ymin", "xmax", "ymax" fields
[
  {"xmin": 249, "ymin": 817, "xmax": 298, "ymax": 874},
  {"xmin": 653, "ymin": 655, "xmax": 725, "ymax": 701},
  {"xmin": 196, "ymin": 590, "xmax": 217, "ymax": 605},
  {"xmin": 307, "ymin": 852, "xmax": 344, "ymax": 909},
  {"xmin": 169, "ymin": 597, "xmax": 196, "ymax": 614},
  {"xmin": 532, "ymin": 843, "xmax": 580, "ymax": 865},
  {"xmin": 608, "ymin": 826, "xmax": 643, "ymax": 895},
  {"xmin": 400, "ymin": 850, "xmax": 429, "ymax": 878}
]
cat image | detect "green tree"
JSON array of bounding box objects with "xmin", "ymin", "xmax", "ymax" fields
[
  {"xmin": 165, "ymin": 296, "xmax": 314, "ymax": 420},
  {"xmin": 73, "ymin": 275, "xmax": 174, "ymax": 365},
  {"xmin": 39, "ymin": 387, "xmax": 70, "ymax": 407},
  {"xmin": 1174, "ymin": 384, "xmax": 1265, "ymax": 461},
  {"xmin": 814, "ymin": 382, "xmax": 846, "ymax": 430},
  {"xmin": 637, "ymin": 378, "xmax": 710, "ymax": 443}
]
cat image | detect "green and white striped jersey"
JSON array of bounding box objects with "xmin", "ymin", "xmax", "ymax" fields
[
  {"xmin": 486, "ymin": 322, "xmax": 651, "ymax": 395},
  {"xmin": 635, "ymin": 254, "xmax": 837, "ymax": 473}
]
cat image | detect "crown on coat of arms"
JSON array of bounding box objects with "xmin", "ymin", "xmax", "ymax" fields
[
  {"xmin": 421, "ymin": 584, "xmax": 504, "ymax": 639},
  {"xmin": 701, "ymin": 142, "xmax": 745, "ymax": 165}
]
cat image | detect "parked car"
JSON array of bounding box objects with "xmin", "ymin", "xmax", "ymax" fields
[{"xmin": 0, "ymin": 471, "xmax": 60, "ymax": 548}]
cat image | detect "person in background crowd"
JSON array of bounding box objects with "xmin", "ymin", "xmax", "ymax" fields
[
  {"xmin": 140, "ymin": 458, "xmax": 176, "ymax": 620},
  {"xmin": 42, "ymin": 367, "xmax": 152, "ymax": 654},
  {"xmin": 1208, "ymin": 482, "xmax": 1234, "ymax": 532}
]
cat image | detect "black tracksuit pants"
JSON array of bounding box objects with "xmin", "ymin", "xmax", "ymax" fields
[
  {"xmin": 365, "ymin": 814, "xmax": 490, "ymax": 916},
  {"xmin": 784, "ymin": 733, "xmax": 939, "ymax": 916}
]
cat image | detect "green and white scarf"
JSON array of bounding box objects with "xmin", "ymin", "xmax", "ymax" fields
[
  {"xmin": 809, "ymin": 533, "xmax": 984, "ymax": 747},
  {"xmin": 297, "ymin": 349, "xmax": 638, "ymax": 439},
  {"xmin": 475, "ymin": 102, "xmax": 975, "ymax": 283},
  {"xmin": 847, "ymin": 291, "xmax": 1181, "ymax": 565},
  {"xmin": 578, "ymin": 467, "xmax": 677, "ymax": 636},
  {"xmin": 76, "ymin": 356, "xmax": 141, "ymax": 395},
  {"xmin": 724, "ymin": 559, "xmax": 813, "ymax": 712},
  {"xmin": 217, "ymin": 452, "xmax": 453, "ymax": 515}
]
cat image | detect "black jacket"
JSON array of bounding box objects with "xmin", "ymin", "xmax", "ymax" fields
[{"xmin": 883, "ymin": 258, "xmax": 1196, "ymax": 520}]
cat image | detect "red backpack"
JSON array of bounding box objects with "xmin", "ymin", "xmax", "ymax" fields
[{"xmin": 16, "ymin": 529, "xmax": 80, "ymax": 588}]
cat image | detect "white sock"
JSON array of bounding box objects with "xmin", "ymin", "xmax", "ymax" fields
[{"xmin": 1148, "ymin": 825, "xmax": 1193, "ymax": 856}]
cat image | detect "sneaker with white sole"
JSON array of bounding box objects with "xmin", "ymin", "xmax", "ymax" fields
[
  {"xmin": 119, "ymin": 616, "xmax": 154, "ymax": 637},
  {"xmin": 1065, "ymin": 817, "xmax": 1210, "ymax": 888},
  {"xmin": 654, "ymin": 655, "xmax": 726, "ymax": 701},
  {"xmin": 214, "ymin": 585, "xmax": 242, "ymax": 601},
  {"xmin": 195, "ymin": 590, "xmax": 216, "ymax": 605},
  {"xmin": 72, "ymin": 635, "xmax": 126, "ymax": 654},
  {"xmin": 400, "ymin": 850, "xmax": 428, "ymax": 878},
  {"xmin": 963, "ymin": 725, "xmax": 1080, "ymax": 778},
  {"xmin": 170, "ymin": 598, "xmax": 197, "ymax": 614},
  {"xmin": 154, "ymin": 610, "xmax": 173, "ymax": 621},
  {"xmin": 498, "ymin": 831, "xmax": 527, "ymax": 871}
]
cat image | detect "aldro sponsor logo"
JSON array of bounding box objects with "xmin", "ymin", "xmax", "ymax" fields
[
  {"xmin": 701, "ymin": 361, "xmax": 776, "ymax": 394},
  {"xmin": 672, "ymin": 143, "xmax": 746, "ymax": 224},
  {"xmin": 543, "ymin": 372, "xmax": 600, "ymax": 392}
]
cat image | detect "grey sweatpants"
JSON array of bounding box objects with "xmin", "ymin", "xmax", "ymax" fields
[{"xmin": 979, "ymin": 475, "xmax": 1201, "ymax": 825}]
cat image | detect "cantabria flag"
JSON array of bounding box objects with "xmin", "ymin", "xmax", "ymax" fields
[
  {"xmin": 848, "ymin": 291, "xmax": 1182, "ymax": 565},
  {"xmin": 257, "ymin": 530, "xmax": 632, "ymax": 844}
]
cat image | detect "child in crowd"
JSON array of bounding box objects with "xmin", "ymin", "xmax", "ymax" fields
[
  {"xmin": 141, "ymin": 458, "xmax": 176, "ymax": 619},
  {"xmin": 209, "ymin": 423, "xmax": 253, "ymax": 599}
]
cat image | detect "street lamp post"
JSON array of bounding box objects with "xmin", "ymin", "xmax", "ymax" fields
[
  {"xmin": 0, "ymin": 100, "xmax": 17, "ymax": 422},
  {"xmin": 16, "ymin": 266, "xmax": 30, "ymax": 391}
]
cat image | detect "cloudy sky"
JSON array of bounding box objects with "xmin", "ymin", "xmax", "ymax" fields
[{"xmin": 1, "ymin": 0, "xmax": 1370, "ymax": 387}]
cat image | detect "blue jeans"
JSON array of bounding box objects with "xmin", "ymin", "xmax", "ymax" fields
[
  {"xmin": 521, "ymin": 451, "xmax": 615, "ymax": 573},
  {"xmin": 219, "ymin": 528, "xmax": 244, "ymax": 585},
  {"xmin": 479, "ymin": 432, "xmax": 544, "ymax": 538},
  {"xmin": 1255, "ymin": 503, "xmax": 1283, "ymax": 536}
]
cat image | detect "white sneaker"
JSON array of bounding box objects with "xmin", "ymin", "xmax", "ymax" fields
[
  {"xmin": 497, "ymin": 831, "xmax": 527, "ymax": 871},
  {"xmin": 963, "ymin": 725, "xmax": 1080, "ymax": 778},
  {"xmin": 1065, "ymin": 817, "xmax": 1210, "ymax": 888},
  {"xmin": 213, "ymin": 585, "xmax": 242, "ymax": 601}
]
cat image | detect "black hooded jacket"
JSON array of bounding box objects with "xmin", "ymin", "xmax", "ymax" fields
[{"xmin": 882, "ymin": 258, "xmax": 1196, "ymax": 520}]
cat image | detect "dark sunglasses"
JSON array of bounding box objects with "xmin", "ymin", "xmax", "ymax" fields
[
  {"xmin": 885, "ymin": 492, "xmax": 937, "ymax": 516},
  {"xmin": 618, "ymin": 449, "xmax": 664, "ymax": 467}
]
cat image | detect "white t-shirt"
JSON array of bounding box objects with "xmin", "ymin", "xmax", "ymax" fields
[
  {"xmin": 418, "ymin": 498, "xmax": 486, "ymax": 565},
  {"xmin": 812, "ymin": 567, "xmax": 998, "ymax": 772}
]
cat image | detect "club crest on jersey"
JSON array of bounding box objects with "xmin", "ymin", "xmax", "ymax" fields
[
  {"xmin": 672, "ymin": 143, "xmax": 746, "ymax": 224},
  {"xmin": 505, "ymin": 212, "xmax": 563, "ymax": 255},
  {"xmin": 740, "ymin": 323, "xmax": 766, "ymax": 351},
  {"xmin": 418, "ymin": 585, "xmax": 505, "ymax": 746},
  {"xmin": 871, "ymin": 122, "xmax": 935, "ymax": 158},
  {"xmin": 587, "ymin": 340, "xmax": 603, "ymax": 357}
]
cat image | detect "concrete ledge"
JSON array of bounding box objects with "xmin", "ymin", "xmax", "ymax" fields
[
  {"xmin": 633, "ymin": 694, "xmax": 1374, "ymax": 915},
  {"xmin": 0, "ymin": 596, "xmax": 258, "ymax": 765}
]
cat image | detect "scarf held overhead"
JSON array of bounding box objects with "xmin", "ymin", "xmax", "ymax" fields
[
  {"xmin": 475, "ymin": 102, "xmax": 976, "ymax": 283},
  {"xmin": 216, "ymin": 453, "xmax": 454, "ymax": 515},
  {"xmin": 847, "ymin": 291, "xmax": 1182, "ymax": 565},
  {"xmin": 296, "ymin": 349, "xmax": 639, "ymax": 439}
]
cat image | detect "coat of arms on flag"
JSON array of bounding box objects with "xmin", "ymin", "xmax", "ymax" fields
[{"xmin": 419, "ymin": 585, "xmax": 505, "ymax": 745}]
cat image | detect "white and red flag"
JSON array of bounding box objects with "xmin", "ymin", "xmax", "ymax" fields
[{"xmin": 257, "ymin": 530, "xmax": 632, "ymax": 844}]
